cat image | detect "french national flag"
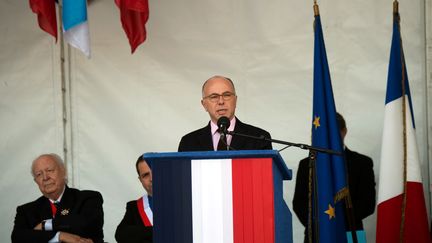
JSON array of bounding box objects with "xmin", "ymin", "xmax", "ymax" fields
[
  {"xmin": 375, "ymin": 8, "xmax": 431, "ymax": 243},
  {"xmin": 146, "ymin": 150, "xmax": 292, "ymax": 243}
]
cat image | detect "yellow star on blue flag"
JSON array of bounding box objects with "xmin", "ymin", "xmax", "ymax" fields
[
  {"xmin": 324, "ymin": 204, "xmax": 335, "ymax": 219},
  {"xmin": 313, "ymin": 116, "xmax": 321, "ymax": 129}
]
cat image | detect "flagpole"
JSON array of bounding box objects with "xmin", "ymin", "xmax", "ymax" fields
[
  {"xmin": 393, "ymin": 1, "xmax": 409, "ymax": 241},
  {"xmin": 307, "ymin": 150, "xmax": 317, "ymax": 243},
  {"xmin": 57, "ymin": 0, "xmax": 74, "ymax": 186},
  {"xmin": 313, "ymin": 1, "xmax": 319, "ymax": 16},
  {"xmin": 309, "ymin": 6, "xmax": 318, "ymax": 243}
]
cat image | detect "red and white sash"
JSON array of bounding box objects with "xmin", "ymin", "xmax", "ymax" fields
[{"xmin": 137, "ymin": 195, "xmax": 153, "ymax": 226}]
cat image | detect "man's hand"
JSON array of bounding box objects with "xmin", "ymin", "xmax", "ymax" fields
[
  {"xmin": 59, "ymin": 231, "xmax": 94, "ymax": 243},
  {"xmin": 33, "ymin": 222, "xmax": 42, "ymax": 230}
]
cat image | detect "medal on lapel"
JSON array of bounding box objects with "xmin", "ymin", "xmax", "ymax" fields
[{"xmin": 60, "ymin": 209, "xmax": 70, "ymax": 216}]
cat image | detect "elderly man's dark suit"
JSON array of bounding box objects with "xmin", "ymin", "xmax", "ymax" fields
[
  {"xmin": 292, "ymin": 147, "xmax": 376, "ymax": 242},
  {"xmin": 178, "ymin": 118, "xmax": 272, "ymax": 151},
  {"xmin": 115, "ymin": 199, "xmax": 153, "ymax": 243},
  {"xmin": 11, "ymin": 186, "xmax": 104, "ymax": 243}
]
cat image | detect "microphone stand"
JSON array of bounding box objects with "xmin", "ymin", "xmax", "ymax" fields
[{"xmin": 226, "ymin": 130, "xmax": 342, "ymax": 155}]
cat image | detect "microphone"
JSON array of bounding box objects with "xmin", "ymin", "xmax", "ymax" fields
[{"xmin": 217, "ymin": 116, "xmax": 230, "ymax": 137}]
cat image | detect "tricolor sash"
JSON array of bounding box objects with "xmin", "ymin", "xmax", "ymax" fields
[{"xmin": 137, "ymin": 195, "xmax": 153, "ymax": 226}]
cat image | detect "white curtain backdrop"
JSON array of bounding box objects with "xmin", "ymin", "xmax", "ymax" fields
[{"xmin": 0, "ymin": 0, "xmax": 430, "ymax": 242}]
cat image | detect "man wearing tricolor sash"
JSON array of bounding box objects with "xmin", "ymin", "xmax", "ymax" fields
[{"xmin": 116, "ymin": 156, "xmax": 153, "ymax": 243}]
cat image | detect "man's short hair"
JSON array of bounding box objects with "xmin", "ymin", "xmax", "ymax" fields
[
  {"xmin": 31, "ymin": 153, "xmax": 67, "ymax": 182},
  {"xmin": 336, "ymin": 112, "xmax": 346, "ymax": 130},
  {"xmin": 135, "ymin": 155, "xmax": 146, "ymax": 175}
]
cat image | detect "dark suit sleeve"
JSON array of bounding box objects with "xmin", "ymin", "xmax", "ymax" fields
[
  {"xmin": 351, "ymin": 155, "xmax": 376, "ymax": 221},
  {"xmin": 11, "ymin": 205, "xmax": 57, "ymax": 243},
  {"xmin": 115, "ymin": 201, "xmax": 153, "ymax": 243},
  {"xmin": 292, "ymin": 158, "xmax": 309, "ymax": 227},
  {"xmin": 260, "ymin": 130, "xmax": 273, "ymax": 150},
  {"xmin": 178, "ymin": 136, "xmax": 188, "ymax": 152},
  {"xmin": 177, "ymin": 125, "xmax": 213, "ymax": 152},
  {"xmin": 53, "ymin": 191, "xmax": 104, "ymax": 243},
  {"xmin": 231, "ymin": 120, "xmax": 273, "ymax": 150}
]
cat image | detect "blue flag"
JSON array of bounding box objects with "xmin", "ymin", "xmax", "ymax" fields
[
  {"xmin": 311, "ymin": 13, "xmax": 348, "ymax": 243},
  {"xmin": 62, "ymin": 0, "xmax": 91, "ymax": 57}
]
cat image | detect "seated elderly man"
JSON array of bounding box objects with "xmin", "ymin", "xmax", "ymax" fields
[{"xmin": 11, "ymin": 153, "xmax": 104, "ymax": 243}]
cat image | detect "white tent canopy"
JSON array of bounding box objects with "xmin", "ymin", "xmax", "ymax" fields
[{"xmin": 1, "ymin": 0, "xmax": 431, "ymax": 242}]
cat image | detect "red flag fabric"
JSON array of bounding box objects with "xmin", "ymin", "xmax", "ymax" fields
[
  {"xmin": 29, "ymin": 0, "xmax": 58, "ymax": 41},
  {"xmin": 115, "ymin": 0, "xmax": 149, "ymax": 53}
]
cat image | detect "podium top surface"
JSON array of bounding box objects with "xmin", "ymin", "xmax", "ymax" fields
[{"xmin": 143, "ymin": 150, "xmax": 291, "ymax": 180}]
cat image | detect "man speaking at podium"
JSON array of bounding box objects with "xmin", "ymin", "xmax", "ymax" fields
[{"xmin": 178, "ymin": 75, "xmax": 272, "ymax": 152}]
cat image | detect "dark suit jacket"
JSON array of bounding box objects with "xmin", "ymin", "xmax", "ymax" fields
[
  {"xmin": 115, "ymin": 200, "xmax": 153, "ymax": 243},
  {"xmin": 178, "ymin": 117, "xmax": 272, "ymax": 151},
  {"xmin": 11, "ymin": 186, "xmax": 104, "ymax": 243},
  {"xmin": 292, "ymin": 148, "xmax": 376, "ymax": 242}
]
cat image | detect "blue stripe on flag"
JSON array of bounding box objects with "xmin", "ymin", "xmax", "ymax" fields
[
  {"xmin": 62, "ymin": 0, "xmax": 87, "ymax": 31},
  {"xmin": 152, "ymin": 158, "xmax": 193, "ymax": 243},
  {"xmin": 384, "ymin": 14, "xmax": 415, "ymax": 128}
]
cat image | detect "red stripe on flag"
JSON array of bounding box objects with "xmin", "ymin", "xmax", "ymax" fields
[
  {"xmin": 115, "ymin": 0, "xmax": 149, "ymax": 53},
  {"xmin": 377, "ymin": 182, "xmax": 431, "ymax": 243},
  {"xmin": 232, "ymin": 158, "xmax": 275, "ymax": 243},
  {"xmin": 376, "ymin": 193, "xmax": 403, "ymax": 242},
  {"xmin": 29, "ymin": 0, "xmax": 57, "ymax": 40},
  {"xmin": 404, "ymin": 182, "xmax": 431, "ymax": 243},
  {"xmin": 232, "ymin": 158, "xmax": 245, "ymax": 243}
]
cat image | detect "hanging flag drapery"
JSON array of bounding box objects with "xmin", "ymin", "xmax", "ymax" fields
[
  {"xmin": 309, "ymin": 3, "xmax": 349, "ymax": 243},
  {"xmin": 62, "ymin": 0, "xmax": 91, "ymax": 57},
  {"xmin": 29, "ymin": 0, "xmax": 58, "ymax": 41},
  {"xmin": 115, "ymin": 0, "xmax": 150, "ymax": 53},
  {"xmin": 29, "ymin": 0, "xmax": 90, "ymax": 57},
  {"xmin": 376, "ymin": 2, "xmax": 431, "ymax": 243}
]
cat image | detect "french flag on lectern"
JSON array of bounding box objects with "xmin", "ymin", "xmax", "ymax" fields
[
  {"xmin": 150, "ymin": 153, "xmax": 291, "ymax": 243},
  {"xmin": 62, "ymin": 0, "xmax": 91, "ymax": 57},
  {"xmin": 376, "ymin": 8, "xmax": 431, "ymax": 243}
]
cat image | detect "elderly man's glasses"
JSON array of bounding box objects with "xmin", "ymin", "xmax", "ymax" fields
[{"xmin": 203, "ymin": 92, "xmax": 236, "ymax": 103}]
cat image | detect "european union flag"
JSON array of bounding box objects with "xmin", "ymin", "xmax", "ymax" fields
[{"xmin": 310, "ymin": 8, "xmax": 348, "ymax": 243}]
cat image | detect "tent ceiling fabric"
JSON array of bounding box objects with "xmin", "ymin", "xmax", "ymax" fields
[{"xmin": 0, "ymin": 0, "xmax": 430, "ymax": 242}]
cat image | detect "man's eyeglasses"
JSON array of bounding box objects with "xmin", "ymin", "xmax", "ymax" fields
[{"xmin": 203, "ymin": 92, "xmax": 236, "ymax": 103}]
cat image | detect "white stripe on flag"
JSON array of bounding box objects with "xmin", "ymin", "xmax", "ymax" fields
[
  {"xmin": 64, "ymin": 22, "xmax": 91, "ymax": 57},
  {"xmin": 378, "ymin": 95, "xmax": 422, "ymax": 204},
  {"xmin": 192, "ymin": 159, "xmax": 233, "ymax": 243},
  {"xmin": 403, "ymin": 103, "xmax": 422, "ymax": 183}
]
